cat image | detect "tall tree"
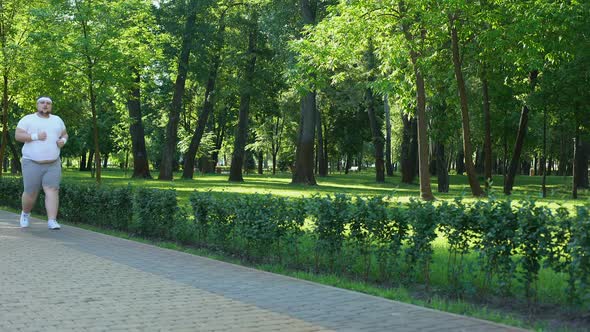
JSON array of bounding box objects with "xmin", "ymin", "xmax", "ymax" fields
[
  {"xmin": 364, "ymin": 39, "xmax": 385, "ymax": 182},
  {"xmin": 399, "ymin": 1, "xmax": 434, "ymax": 200},
  {"xmin": 182, "ymin": 4, "xmax": 234, "ymax": 179},
  {"xmin": 159, "ymin": 0, "xmax": 199, "ymax": 180},
  {"xmin": 229, "ymin": 11, "xmax": 258, "ymax": 182},
  {"xmin": 127, "ymin": 68, "xmax": 151, "ymax": 178},
  {"xmin": 504, "ymin": 70, "xmax": 538, "ymax": 194},
  {"xmin": 291, "ymin": 0, "xmax": 317, "ymax": 185},
  {"xmin": 448, "ymin": 13, "xmax": 484, "ymax": 196},
  {"xmin": 0, "ymin": 0, "xmax": 31, "ymax": 177}
]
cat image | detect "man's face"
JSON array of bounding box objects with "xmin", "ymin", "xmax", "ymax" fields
[{"xmin": 37, "ymin": 100, "xmax": 52, "ymax": 114}]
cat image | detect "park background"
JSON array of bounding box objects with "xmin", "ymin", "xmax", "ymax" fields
[{"xmin": 0, "ymin": 1, "xmax": 589, "ymax": 331}]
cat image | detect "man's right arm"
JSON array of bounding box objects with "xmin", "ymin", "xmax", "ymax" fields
[{"xmin": 15, "ymin": 128, "xmax": 35, "ymax": 143}]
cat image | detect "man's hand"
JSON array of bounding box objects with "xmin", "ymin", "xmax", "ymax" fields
[
  {"xmin": 37, "ymin": 131, "xmax": 47, "ymax": 141},
  {"xmin": 56, "ymin": 137, "xmax": 66, "ymax": 148}
]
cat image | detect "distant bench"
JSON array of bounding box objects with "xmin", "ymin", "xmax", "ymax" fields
[{"xmin": 349, "ymin": 166, "xmax": 359, "ymax": 172}]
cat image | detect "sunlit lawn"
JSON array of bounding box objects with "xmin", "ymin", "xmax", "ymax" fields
[{"xmin": 61, "ymin": 167, "xmax": 589, "ymax": 210}]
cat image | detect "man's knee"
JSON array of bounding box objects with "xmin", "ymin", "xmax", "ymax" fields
[
  {"xmin": 43, "ymin": 186, "xmax": 59, "ymax": 194},
  {"xmin": 23, "ymin": 191, "xmax": 39, "ymax": 198}
]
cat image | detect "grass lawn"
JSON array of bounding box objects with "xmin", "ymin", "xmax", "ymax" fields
[{"xmin": 61, "ymin": 167, "xmax": 589, "ymax": 209}]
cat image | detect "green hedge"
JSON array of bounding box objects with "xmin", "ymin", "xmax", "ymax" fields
[
  {"xmin": 188, "ymin": 190, "xmax": 590, "ymax": 308},
  {"xmin": 0, "ymin": 178, "xmax": 180, "ymax": 240}
]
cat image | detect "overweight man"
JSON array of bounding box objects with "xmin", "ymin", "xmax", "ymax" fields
[{"xmin": 15, "ymin": 97, "xmax": 68, "ymax": 230}]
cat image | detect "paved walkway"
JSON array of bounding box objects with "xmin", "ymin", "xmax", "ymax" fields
[{"xmin": 0, "ymin": 210, "xmax": 528, "ymax": 332}]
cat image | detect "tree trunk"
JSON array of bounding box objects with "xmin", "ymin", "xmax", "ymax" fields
[
  {"xmin": 574, "ymin": 137, "xmax": 589, "ymax": 189},
  {"xmin": 400, "ymin": 2, "xmax": 434, "ymax": 200},
  {"xmin": 316, "ymin": 108, "xmax": 327, "ymax": 176},
  {"xmin": 436, "ymin": 142, "xmax": 449, "ymax": 192},
  {"xmin": 229, "ymin": 15, "xmax": 258, "ymax": 182},
  {"xmin": 384, "ymin": 95, "xmax": 394, "ymax": 176},
  {"xmin": 292, "ymin": 0, "xmax": 317, "ymax": 185},
  {"xmin": 88, "ymin": 73, "xmax": 101, "ymax": 183},
  {"xmin": 292, "ymin": 92, "xmax": 317, "ymax": 184},
  {"xmin": 0, "ymin": 75, "xmax": 8, "ymax": 178},
  {"xmin": 456, "ymin": 148, "xmax": 465, "ymax": 175},
  {"xmin": 449, "ymin": 19, "xmax": 484, "ymax": 196},
  {"xmin": 573, "ymin": 130, "xmax": 579, "ymax": 199},
  {"xmin": 159, "ymin": 1, "xmax": 197, "ymax": 180},
  {"xmin": 87, "ymin": 151, "xmax": 94, "ymax": 173},
  {"xmin": 482, "ymin": 66, "xmax": 493, "ymax": 189},
  {"xmin": 127, "ymin": 68, "xmax": 151, "ymax": 179},
  {"xmin": 80, "ymin": 152, "xmax": 87, "ymax": 171},
  {"xmin": 6, "ymin": 134, "xmax": 20, "ymax": 173},
  {"xmin": 401, "ymin": 114, "xmax": 418, "ymax": 184},
  {"xmin": 102, "ymin": 153, "xmax": 108, "ymax": 168},
  {"xmin": 504, "ymin": 70, "xmax": 538, "ymax": 194},
  {"xmin": 542, "ymin": 107, "xmax": 547, "ymax": 197}
]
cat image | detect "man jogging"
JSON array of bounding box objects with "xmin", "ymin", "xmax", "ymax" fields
[{"xmin": 15, "ymin": 97, "xmax": 68, "ymax": 230}]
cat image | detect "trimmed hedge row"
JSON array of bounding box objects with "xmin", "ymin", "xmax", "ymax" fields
[{"xmin": 0, "ymin": 178, "xmax": 179, "ymax": 241}]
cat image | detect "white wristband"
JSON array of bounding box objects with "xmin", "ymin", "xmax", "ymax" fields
[{"xmin": 31, "ymin": 133, "xmax": 38, "ymax": 141}]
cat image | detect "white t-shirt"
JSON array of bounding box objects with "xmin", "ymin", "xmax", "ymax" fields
[{"xmin": 17, "ymin": 113, "xmax": 66, "ymax": 162}]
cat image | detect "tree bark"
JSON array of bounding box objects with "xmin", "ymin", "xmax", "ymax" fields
[
  {"xmin": 229, "ymin": 15, "xmax": 258, "ymax": 182},
  {"xmin": 436, "ymin": 142, "xmax": 449, "ymax": 192},
  {"xmin": 6, "ymin": 134, "xmax": 20, "ymax": 173},
  {"xmin": 292, "ymin": 92, "xmax": 317, "ymax": 184},
  {"xmin": 80, "ymin": 152, "xmax": 87, "ymax": 171},
  {"xmin": 482, "ymin": 66, "xmax": 492, "ymax": 188},
  {"xmin": 316, "ymin": 108, "xmax": 327, "ymax": 176},
  {"xmin": 574, "ymin": 137, "xmax": 589, "ymax": 189},
  {"xmin": 504, "ymin": 70, "xmax": 538, "ymax": 194},
  {"xmin": 401, "ymin": 114, "xmax": 418, "ymax": 184},
  {"xmin": 257, "ymin": 151, "xmax": 263, "ymax": 175},
  {"xmin": 88, "ymin": 69, "xmax": 101, "ymax": 183},
  {"xmin": 384, "ymin": 95, "xmax": 394, "ymax": 176},
  {"xmin": 159, "ymin": 1, "xmax": 198, "ymax": 180},
  {"xmin": 292, "ymin": 0, "xmax": 318, "ymax": 185},
  {"xmin": 127, "ymin": 68, "xmax": 151, "ymax": 179},
  {"xmin": 0, "ymin": 75, "xmax": 8, "ymax": 178},
  {"xmin": 456, "ymin": 148, "xmax": 465, "ymax": 175},
  {"xmin": 449, "ymin": 18, "xmax": 484, "ymax": 196},
  {"xmin": 542, "ymin": 107, "xmax": 547, "ymax": 197}
]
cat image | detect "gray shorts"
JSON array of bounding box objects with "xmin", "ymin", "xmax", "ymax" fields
[{"xmin": 22, "ymin": 158, "xmax": 62, "ymax": 193}]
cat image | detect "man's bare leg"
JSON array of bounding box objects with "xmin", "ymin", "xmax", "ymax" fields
[
  {"xmin": 43, "ymin": 186, "xmax": 59, "ymax": 220},
  {"xmin": 22, "ymin": 191, "xmax": 39, "ymax": 214}
]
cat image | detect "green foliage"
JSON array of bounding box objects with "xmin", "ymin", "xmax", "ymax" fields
[
  {"xmin": 0, "ymin": 177, "xmax": 22, "ymax": 208},
  {"xmin": 130, "ymin": 187, "xmax": 181, "ymax": 239},
  {"xmin": 60, "ymin": 183, "xmax": 133, "ymax": 230},
  {"xmin": 474, "ymin": 199, "xmax": 518, "ymax": 295},
  {"xmin": 308, "ymin": 193, "xmax": 350, "ymax": 272},
  {"xmin": 405, "ymin": 199, "xmax": 438, "ymax": 288}
]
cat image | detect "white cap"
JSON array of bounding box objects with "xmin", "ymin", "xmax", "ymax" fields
[{"xmin": 37, "ymin": 97, "xmax": 52, "ymax": 104}]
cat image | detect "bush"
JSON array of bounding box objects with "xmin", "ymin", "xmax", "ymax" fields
[{"xmin": 130, "ymin": 187, "xmax": 180, "ymax": 239}]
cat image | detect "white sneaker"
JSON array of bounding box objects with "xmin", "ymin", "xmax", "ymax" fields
[
  {"xmin": 48, "ymin": 219, "xmax": 61, "ymax": 230},
  {"xmin": 20, "ymin": 212, "xmax": 30, "ymax": 228}
]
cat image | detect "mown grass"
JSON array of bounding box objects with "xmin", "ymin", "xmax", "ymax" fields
[{"xmin": 60, "ymin": 168, "xmax": 589, "ymax": 209}]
